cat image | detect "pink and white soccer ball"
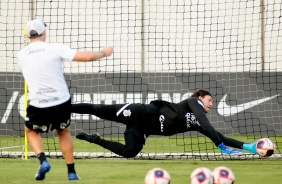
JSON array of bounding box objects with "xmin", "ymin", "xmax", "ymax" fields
[
  {"xmin": 190, "ymin": 167, "xmax": 213, "ymax": 184},
  {"xmin": 212, "ymin": 166, "xmax": 235, "ymax": 184},
  {"xmin": 256, "ymin": 138, "xmax": 275, "ymax": 157},
  {"xmin": 144, "ymin": 167, "xmax": 171, "ymax": 184}
]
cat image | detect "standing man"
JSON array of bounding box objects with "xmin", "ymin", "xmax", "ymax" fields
[{"xmin": 17, "ymin": 19, "xmax": 113, "ymax": 180}]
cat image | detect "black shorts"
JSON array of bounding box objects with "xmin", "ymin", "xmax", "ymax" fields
[{"xmin": 25, "ymin": 98, "xmax": 71, "ymax": 133}]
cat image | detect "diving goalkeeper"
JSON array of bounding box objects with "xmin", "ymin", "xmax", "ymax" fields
[{"xmin": 73, "ymin": 89, "xmax": 258, "ymax": 158}]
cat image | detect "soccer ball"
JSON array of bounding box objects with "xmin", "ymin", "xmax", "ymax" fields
[
  {"xmin": 144, "ymin": 167, "xmax": 171, "ymax": 184},
  {"xmin": 212, "ymin": 166, "xmax": 235, "ymax": 184},
  {"xmin": 190, "ymin": 167, "xmax": 213, "ymax": 184},
  {"xmin": 256, "ymin": 138, "xmax": 275, "ymax": 157}
]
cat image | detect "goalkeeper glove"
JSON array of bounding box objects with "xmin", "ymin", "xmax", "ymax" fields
[
  {"xmin": 218, "ymin": 143, "xmax": 243, "ymax": 155},
  {"xmin": 242, "ymin": 141, "xmax": 258, "ymax": 154}
]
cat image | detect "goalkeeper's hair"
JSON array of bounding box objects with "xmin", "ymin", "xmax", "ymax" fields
[{"xmin": 191, "ymin": 89, "xmax": 212, "ymax": 98}]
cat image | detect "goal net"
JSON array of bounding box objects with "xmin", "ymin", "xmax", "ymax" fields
[{"xmin": 0, "ymin": 0, "xmax": 281, "ymax": 160}]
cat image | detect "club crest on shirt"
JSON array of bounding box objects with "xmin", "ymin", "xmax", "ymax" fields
[{"xmin": 123, "ymin": 109, "xmax": 132, "ymax": 117}]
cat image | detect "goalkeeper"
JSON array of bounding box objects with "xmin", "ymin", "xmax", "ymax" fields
[{"xmin": 73, "ymin": 89, "xmax": 257, "ymax": 158}]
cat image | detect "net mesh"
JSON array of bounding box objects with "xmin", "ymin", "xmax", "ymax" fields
[{"xmin": 0, "ymin": 0, "xmax": 281, "ymax": 160}]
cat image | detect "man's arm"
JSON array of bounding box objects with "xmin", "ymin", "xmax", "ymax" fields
[
  {"xmin": 188, "ymin": 98, "xmax": 242, "ymax": 154},
  {"xmin": 187, "ymin": 98, "xmax": 222, "ymax": 146},
  {"xmin": 73, "ymin": 46, "xmax": 113, "ymax": 62}
]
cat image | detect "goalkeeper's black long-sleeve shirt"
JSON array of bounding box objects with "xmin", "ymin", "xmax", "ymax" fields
[{"xmin": 145, "ymin": 97, "xmax": 222, "ymax": 146}]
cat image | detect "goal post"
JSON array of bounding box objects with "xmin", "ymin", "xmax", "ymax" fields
[
  {"xmin": 23, "ymin": 25, "xmax": 29, "ymax": 160},
  {"xmin": 0, "ymin": 0, "xmax": 281, "ymax": 160}
]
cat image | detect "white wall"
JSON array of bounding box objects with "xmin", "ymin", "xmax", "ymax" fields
[{"xmin": 0, "ymin": 0, "xmax": 281, "ymax": 73}]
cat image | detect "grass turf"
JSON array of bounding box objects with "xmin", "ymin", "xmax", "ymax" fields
[
  {"xmin": 1, "ymin": 135, "xmax": 281, "ymax": 154},
  {"xmin": 0, "ymin": 135, "xmax": 282, "ymax": 183},
  {"xmin": 0, "ymin": 158, "xmax": 282, "ymax": 184}
]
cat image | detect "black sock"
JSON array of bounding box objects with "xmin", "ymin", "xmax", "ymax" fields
[
  {"xmin": 67, "ymin": 163, "xmax": 76, "ymax": 173},
  {"xmin": 37, "ymin": 152, "xmax": 47, "ymax": 164}
]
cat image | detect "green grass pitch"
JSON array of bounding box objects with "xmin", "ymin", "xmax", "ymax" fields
[
  {"xmin": 0, "ymin": 158, "xmax": 282, "ymax": 183},
  {"xmin": 0, "ymin": 135, "xmax": 282, "ymax": 183}
]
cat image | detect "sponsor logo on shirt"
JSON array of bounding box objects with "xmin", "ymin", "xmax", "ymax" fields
[
  {"xmin": 60, "ymin": 119, "xmax": 70, "ymax": 129},
  {"xmin": 39, "ymin": 97, "xmax": 59, "ymax": 104},
  {"xmin": 25, "ymin": 48, "xmax": 45, "ymax": 55},
  {"xmin": 36, "ymin": 88, "xmax": 57, "ymax": 95},
  {"xmin": 159, "ymin": 115, "xmax": 165, "ymax": 132},
  {"xmin": 185, "ymin": 112, "xmax": 199, "ymax": 128},
  {"xmin": 33, "ymin": 125, "xmax": 47, "ymax": 131}
]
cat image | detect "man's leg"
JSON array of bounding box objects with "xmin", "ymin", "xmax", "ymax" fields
[
  {"xmin": 25, "ymin": 126, "xmax": 44, "ymax": 155},
  {"xmin": 76, "ymin": 128, "xmax": 144, "ymax": 158},
  {"xmin": 72, "ymin": 103, "xmax": 133, "ymax": 124},
  {"xmin": 74, "ymin": 103, "xmax": 146, "ymax": 157},
  {"xmin": 25, "ymin": 126, "xmax": 50, "ymax": 180},
  {"xmin": 57, "ymin": 127, "xmax": 74, "ymax": 164},
  {"xmin": 56, "ymin": 127, "xmax": 80, "ymax": 180},
  {"xmin": 72, "ymin": 103, "xmax": 114, "ymax": 119}
]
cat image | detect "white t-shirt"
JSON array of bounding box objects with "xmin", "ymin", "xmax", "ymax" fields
[{"xmin": 17, "ymin": 41, "xmax": 76, "ymax": 108}]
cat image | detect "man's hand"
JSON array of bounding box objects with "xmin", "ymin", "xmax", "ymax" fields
[
  {"xmin": 218, "ymin": 143, "xmax": 243, "ymax": 155},
  {"xmin": 102, "ymin": 46, "xmax": 113, "ymax": 57}
]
